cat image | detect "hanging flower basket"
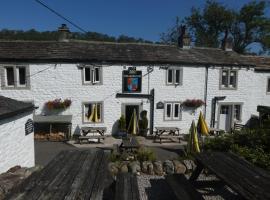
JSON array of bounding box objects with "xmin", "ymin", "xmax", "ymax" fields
[
  {"xmin": 45, "ymin": 99, "xmax": 72, "ymax": 110},
  {"xmin": 182, "ymin": 99, "xmax": 205, "ymax": 109}
]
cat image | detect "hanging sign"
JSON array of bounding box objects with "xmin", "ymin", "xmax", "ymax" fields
[
  {"xmin": 25, "ymin": 119, "xmax": 34, "ymax": 136},
  {"xmin": 156, "ymin": 101, "xmax": 164, "ymax": 109}
]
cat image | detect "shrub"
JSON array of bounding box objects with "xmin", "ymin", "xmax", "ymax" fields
[
  {"xmin": 118, "ymin": 115, "xmax": 126, "ymax": 131},
  {"xmin": 137, "ymin": 147, "xmax": 156, "ymax": 162}
]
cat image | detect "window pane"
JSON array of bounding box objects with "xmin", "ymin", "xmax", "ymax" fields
[
  {"xmin": 84, "ymin": 68, "xmax": 91, "ymax": 82},
  {"xmin": 167, "ymin": 69, "xmax": 173, "ymax": 84},
  {"xmin": 94, "ymin": 68, "xmax": 100, "ymax": 82},
  {"xmin": 234, "ymin": 105, "xmax": 241, "ymax": 121},
  {"xmin": 18, "ymin": 67, "xmax": 26, "ymax": 85},
  {"xmin": 175, "ymin": 70, "xmax": 180, "ymax": 84},
  {"xmin": 97, "ymin": 103, "xmax": 101, "ymax": 121},
  {"xmin": 229, "ymin": 71, "xmax": 237, "ymax": 88},
  {"xmin": 6, "ymin": 67, "xmax": 14, "ymax": 86},
  {"xmin": 220, "ymin": 105, "xmax": 229, "ymax": 114},
  {"xmin": 84, "ymin": 103, "xmax": 102, "ymax": 123},
  {"xmin": 221, "ymin": 70, "xmax": 228, "ymax": 87},
  {"xmin": 166, "ymin": 104, "xmax": 172, "ymax": 118},
  {"xmin": 174, "ymin": 104, "xmax": 180, "ymax": 118},
  {"xmin": 84, "ymin": 104, "xmax": 92, "ymax": 121},
  {"xmin": 267, "ymin": 78, "xmax": 270, "ymax": 92}
]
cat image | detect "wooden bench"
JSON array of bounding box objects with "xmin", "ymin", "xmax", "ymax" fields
[
  {"xmin": 190, "ymin": 152, "xmax": 270, "ymax": 200},
  {"xmin": 233, "ymin": 123, "xmax": 245, "ymax": 132},
  {"xmin": 154, "ymin": 127, "xmax": 182, "ymax": 144},
  {"xmin": 78, "ymin": 126, "xmax": 107, "ymax": 144},
  {"xmin": 166, "ymin": 174, "xmax": 204, "ymax": 200},
  {"xmin": 115, "ymin": 173, "xmax": 140, "ymax": 200},
  {"xmin": 5, "ymin": 150, "xmax": 114, "ymax": 200}
]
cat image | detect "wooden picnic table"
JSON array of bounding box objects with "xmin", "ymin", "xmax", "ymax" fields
[
  {"xmin": 154, "ymin": 126, "xmax": 182, "ymax": 144},
  {"xmin": 190, "ymin": 151, "xmax": 270, "ymax": 200},
  {"xmin": 5, "ymin": 150, "xmax": 113, "ymax": 200},
  {"xmin": 78, "ymin": 126, "xmax": 107, "ymax": 144},
  {"xmin": 119, "ymin": 136, "xmax": 140, "ymax": 152}
]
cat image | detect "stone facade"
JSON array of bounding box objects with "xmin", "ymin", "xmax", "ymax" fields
[
  {"xmin": 0, "ymin": 63, "xmax": 269, "ymax": 135},
  {"xmin": 0, "ymin": 111, "xmax": 35, "ymax": 173}
]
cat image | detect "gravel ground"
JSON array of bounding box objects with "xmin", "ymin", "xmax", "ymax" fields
[{"xmin": 137, "ymin": 173, "xmax": 241, "ymax": 200}]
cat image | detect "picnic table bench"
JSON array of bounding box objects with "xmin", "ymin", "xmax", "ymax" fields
[
  {"xmin": 78, "ymin": 126, "xmax": 106, "ymax": 144},
  {"xmin": 190, "ymin": 151, "xmax": 270, "ymax": 200},
  {"xmin": 5, "ymin": 150, "xmax": 113, "ymax": 200},
  {"xmin": 115, "ymin": 173, "xmax": 140, "ymax": 200},
  {"xmin": 154, "ymin": 127, "xmax": 182, "ymax": 144}
]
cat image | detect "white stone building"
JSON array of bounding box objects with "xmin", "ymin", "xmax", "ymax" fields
[
  {"xmin": 0, "ymin": 96, "xmax": 35, "ymax": 173},
  {"xmin": 0, "ymin": 30, "xmax": 269, "ymax": 136}
]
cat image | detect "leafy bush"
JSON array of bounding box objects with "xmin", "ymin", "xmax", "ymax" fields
[
  {"xmin": 118, "ymin": 115, "xmax": 126, "ymax": 131},
  {"xmin": 204, "ymin": 129, "xmax": 270, "ymax": 170},
  {"xmin": 137, "ymin": 147, "xmax": 156, "ymax": 162}
]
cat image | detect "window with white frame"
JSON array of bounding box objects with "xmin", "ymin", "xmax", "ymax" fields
[
  {"xmin": 220, "ymin": 69, "xmax": 237, "ymax": 89},
  {"xmin": 83, "ymin": 102, "xmax": 103, "ymax": 123},
  {"xmin": 164, "ymin": 102, "xmax": 181, "ymax": 120},
  {"xmin": 166, "ymin": 68, "xmax": 182, "ymax": 85},
  {"xmin": 1, "ymin": 66, "xmax": 29, "ymax": 89},
  {"xmin": 267, "ymin": 77, "xmax": 270, "ymax": 93},
  {"xmin": 82, "ymin": 66, "xmax": 102, "ymax": 85}
]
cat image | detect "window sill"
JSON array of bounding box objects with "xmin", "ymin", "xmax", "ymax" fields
[
  {"xmin": 219, "ymin": 87, "xmax": 237, "ymax": 90},
  {"xmin": 1, "ymin": 86, "xmax": 30, "ymax": 90}
]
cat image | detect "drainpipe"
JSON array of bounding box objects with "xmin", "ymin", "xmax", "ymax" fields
[
  {"xmin": 149, "ymin": 89, "xmax": 155, "ymax": 135},
  {"xmin": 204, "ymin": 65, "xmax": 209, "ymax": 117}
]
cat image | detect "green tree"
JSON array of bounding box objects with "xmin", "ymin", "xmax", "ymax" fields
[{"xmin": 161, "ymin": 0, "xmax": 270, "ymax": 54}]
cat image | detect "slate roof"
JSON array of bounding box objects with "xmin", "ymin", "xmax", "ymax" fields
[
  {"xmin": 0, "ymin": 96, "xmax": 35, "ymax": 120},
  {"xmin": 0, "ymin": 40, "xmax": 269, "ymax": 69}
]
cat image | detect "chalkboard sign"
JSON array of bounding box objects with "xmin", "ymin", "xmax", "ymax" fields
[
  {"xmin": 25, "ymin": 119, "xmax": 34, "ymax": 136},
  {"xmin": 156, "ymin": 101, "xmax": 164, "ymax": 109}
]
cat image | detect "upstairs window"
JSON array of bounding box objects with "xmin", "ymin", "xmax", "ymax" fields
[
  {"xmin": 166, "ymin": 68, "xmax": 183, "ymax": 85},
  {"xmin": 1, "ymin": 66, "xmax": 29, "ymax": 89},
  {"xmin": 220, "ymin": 69, "xmax": 237, "ymax": 89},
  {"xmin": 164, "ymin": 102, "xmax": 182, "ymax": 121},
  {"xmin": 267, "ymin": 77, "xmax": 270, "ymax": 94},
  {"xmin": 82, "ymin": 66, "xmax": 102, "ymax": 85},
  {"xmin": 83, "ymin": 102, "xmax": 103, "ymax": 123}
]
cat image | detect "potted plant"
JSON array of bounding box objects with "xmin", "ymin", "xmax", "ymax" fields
[
  {"xmin": 118, "ymin": 115, "xmax": 127, "ymax": 137},
  {"xmin": 139, "ymin": 110, "xmax": 148, "ymax": 137},
  {"xmin": 45, "ymin": 98, "xmax": 72, "ymax": 110}
]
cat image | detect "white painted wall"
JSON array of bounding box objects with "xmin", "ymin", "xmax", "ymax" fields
[
  {"xmin": 0, "ymin": 112, "xmax": 35, "ymax": 173},
  {"xmin": 0, "ymin": 63, "xmax": 269, "ymax": 135}
]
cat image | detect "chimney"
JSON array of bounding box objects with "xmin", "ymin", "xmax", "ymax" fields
[
  {"xmin": 222, "ymin": 34, "xmax": 233, "ymax": 51},
  {"xmin": 178, "ymin": 25, "xmax": 191, "ymax": 49},
  {"xmin": 58, "ymin": 24, "xmax": 70, "ymax": 42}
]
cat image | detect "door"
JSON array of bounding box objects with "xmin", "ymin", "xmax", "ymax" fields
[
  {"xmin": 219, "ymin": 105, "xmax": 233, "ymax": 132},
  {"xmin": 125, "ymin": 105, "xmax": 139, "ymax": 130}
]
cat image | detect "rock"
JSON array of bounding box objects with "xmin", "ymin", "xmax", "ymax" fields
[
  {"xmin": 173, "ymin": 160, "xmax": 186, "ymax": 174},
  {"xmin": 128, "ymin": 161, "xmax": 141, "ymax": 174},
  {"xmin": 120, "ymin": 164, "xmax": 128, "ymax": 173},
  {"xmin": 163, "ymin": 160, "xmax": 174, "ymax": 174},
  {"xmin": 147, "ymin": 163, "xmax": 154, "ymax": 175},
  {"xmin": 7, "ymin": 166, "xmax": 21, "ymax": 173},
  {"xmin": 183, "ymin": 160, "xmax": 196, "ymax": 172},
  {"xmin": 108, "ymin": 162, "xmax": 119, "ymax": 176},
  {"xmin": 153, "ymin": 161, "xmax": 163, "ymax": 175},
  {"xmin": 141, "ymin": 161, "xmax": 154, "ymax": 175}
]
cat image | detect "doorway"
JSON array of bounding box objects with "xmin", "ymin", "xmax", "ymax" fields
[{"xmin": 125, "ymin": 105, "xmax": 140, "ymax": 129}]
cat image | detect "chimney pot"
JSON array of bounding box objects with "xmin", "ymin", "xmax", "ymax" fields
[{"xmin": 58, "ymin": 24, "xmax": 70, "ymax": 42}]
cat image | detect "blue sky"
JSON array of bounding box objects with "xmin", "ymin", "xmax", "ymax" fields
[{"xmin": 0, "ymin": 0, "xmax": 268, "ymax": 42}]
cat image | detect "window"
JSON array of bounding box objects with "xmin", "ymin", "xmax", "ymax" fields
[
  {"xmin": 1, "ymin": 66, "xmax": 29, "ymax": 89},
  {"xmin": 166, "ymin": 68, "xmax": 182, "ymax": 85},
  {"xmin": 17, "ymin": 67, "xmax": 26, "ymax": 86},
  {"xmin": 83, "ymin": 102, "xmax": 103, "ymax": 123},
  {"xmin": 123, "ymin": 70, "xmax": 142, "ymax": 93},
  {"xmin": 267, "ymin": 78, "xmax": 270, "ymax": 93},
  {"xmin": 233, "ymin": 104, "xmax": 241, "ymax": 121},
  {"xmin": 82, "ymin": 66, "xmax": 102, "ymax": 85},
  {"xmin": 164, "ymin": 102, "xmax": 181, "ymax": 121},
  {"xmin": 6, "ymin": 67, "xmax": 14, "ymax": 86},
  {"xmin": 220, "ymin": 69, "xmax": 237, "ymax": 89}
]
